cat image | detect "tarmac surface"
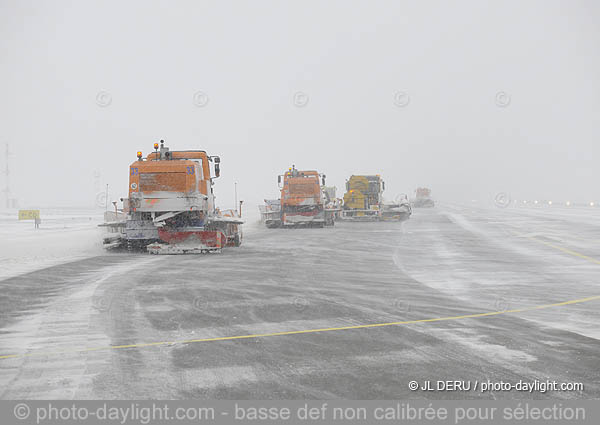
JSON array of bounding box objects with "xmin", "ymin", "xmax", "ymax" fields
[{"xmin": 0, "ymin": 205, "xmax": 599, "ymax": 399}]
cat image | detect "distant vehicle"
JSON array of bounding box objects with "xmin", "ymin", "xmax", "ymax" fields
[
  {"xmin": 341, "ymin": 175, "xmax": 410, "ymax": 221},
  {"xmin": 260, "ymin": 165, "xmax": 334, "ymax": 228},
  {"xmin": 259, "ymin": 199, "xmax": 282, "ymax": 228},
  {"xmin": 412, "ymin": 187, "xmax": 435, "ymax": 208},
  {"xmin": 382, "ymin": 194, "xmax": 412, "ymax": 221},
  {"xmin": 322, "ymin": 186, "xmax": 342, "ymax": 225},
  {"xmin": 100, "ymin": 140, "xmax": 243, "ymax": 254},
  {"xmin": 341, "ymin": 175, "xmax": 384, "ymax": 221}
]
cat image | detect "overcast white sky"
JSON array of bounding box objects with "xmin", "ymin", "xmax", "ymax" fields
[{"xmin": 1, "ymin": 0, "xmax": 599, "ymax": 209}]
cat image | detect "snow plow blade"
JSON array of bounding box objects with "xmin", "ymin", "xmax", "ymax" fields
[
  {"xmin": 381, "ymin": 203, "xmax": 412, "ymax": 221},
  {"xmin": 339, "ymin": 209, "xmax": 381, "ymax": 221},
  {"xmin": 147, "ymin": 228, "xmax": 227, "ymax": 254},
  {"xmin": 147, "ymin": 243, "xmax": 223, "ymax": 254}
]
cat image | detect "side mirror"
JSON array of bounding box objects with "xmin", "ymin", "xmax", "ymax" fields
[
  {"xmin": 278, "ymin": 175, "xmax": 281, "ymax": 184},
  {"xmin": 382, "ymin": 182, "xmax": 385, "ymax": 191},
  {"xmin": 322, "ymin": 176, "xmax": 326, "ymax": 186},
  {"xmin": 215, "ymin": 163, "xmax": 220, "ymax": 178},
  {"xmin": 214, "ymin": 156, "xmax": 220, "ymax": 164}
]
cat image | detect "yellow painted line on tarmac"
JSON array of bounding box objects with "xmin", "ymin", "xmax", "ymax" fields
[
  {"xmin": 1, "ymin": 295, "xmax": 599, "ymax": 361},
  {"xmin": 510, "ymin": 229, "xmax": 600, "ymax": 265},
  {"xmin": 529, "ymin": 236, "xmax": 600, "ymax": 265}
]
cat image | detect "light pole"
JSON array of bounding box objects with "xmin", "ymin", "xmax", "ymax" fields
[{"xmin": 234, "ymin": 182, "xmax": 238, "ymax": 214}]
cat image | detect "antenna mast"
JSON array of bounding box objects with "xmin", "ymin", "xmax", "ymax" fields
[{"xmin": 3, "ymin": 144, "xmax": 10, "ymax": 208}]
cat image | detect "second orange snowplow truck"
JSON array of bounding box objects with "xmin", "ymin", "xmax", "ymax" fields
[{"xmin": 278, "ymin": 166, "xmax": 328, "ymax": 227}]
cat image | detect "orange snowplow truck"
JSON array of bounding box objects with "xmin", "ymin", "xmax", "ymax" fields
[
  {"xmin": 277, "ymin": 166, "xmax": 327, "ymax": 227},
  {"xmin": 102, "ymin": 140, "xmax": 243, "ymax": 253},
  {"xmin": 413, "ymin": 187, "xmax": 435, "ymax": 208}
]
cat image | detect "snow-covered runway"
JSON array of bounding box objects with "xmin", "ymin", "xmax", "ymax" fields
[{"xmin": 0, "ymin": 205, "xmax": 598, "ymax": 399}]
